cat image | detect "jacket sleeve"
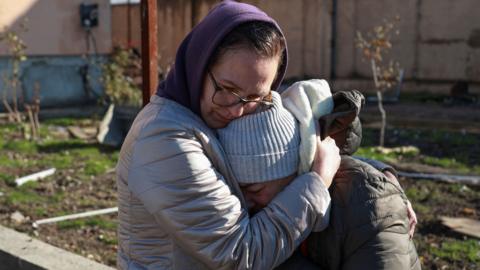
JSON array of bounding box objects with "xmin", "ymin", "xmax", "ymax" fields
[
  {"xmin": 339, "ymin": 157, "xmax": 418, "ymax": 270},
  {"xmin": 353, "ymin": 156, "xmax": 398, "ymax": 177},
  {"xmin": 342, "ymin": 231, "xmax": 420, "ymax": 270},
  {"xmin": 127, "ymin": 124, "xmax": 331, "ymax": 270}
]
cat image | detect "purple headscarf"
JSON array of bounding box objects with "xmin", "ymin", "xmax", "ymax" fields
[{"xmin": 156, "ymin": 0, "xmax": 288, "ymax": 116}]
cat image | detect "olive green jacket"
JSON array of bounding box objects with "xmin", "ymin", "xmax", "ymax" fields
[{"xmin": 307, "ymin": 90, "xmax": 421, "ymax": 270}]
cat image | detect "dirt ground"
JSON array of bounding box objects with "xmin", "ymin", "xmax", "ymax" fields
[
  {"xmin": 1, "ymin": 170, "xmax": 118, "ymax": 265},
  {"xmin": 0, "ymin": 99, "xmax": 479, "ymax": 268},
  {"xmin": 0, "ymin": 119, "xmax": 119, "ymax": 266},
  {"xmin": 365, "ymin": 127, "xmax": 480, "ymax": 270}
]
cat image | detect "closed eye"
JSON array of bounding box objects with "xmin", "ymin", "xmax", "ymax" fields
[
  {"xmin": 220, "ymin": 85, "xmax": 242, "ymax": 95},
  {"xmin": 242, "ymin": 183, "xmax": 265, "ymax": 194}
]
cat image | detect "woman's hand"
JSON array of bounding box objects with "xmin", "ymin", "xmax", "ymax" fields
[
  {"xmin": 312, "ymin": 136, "xmax": 340, "ymax": 189},
  {"xmin": 384, "ymin": 170, "xmax": 418, "ymax": 238},
  {"xmin": 406, "ymin": 200, "xmax": 417, "ymax": 238}
]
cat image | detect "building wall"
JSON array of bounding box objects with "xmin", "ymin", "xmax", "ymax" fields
[
  {"xmin": 111, "ymin": 3, "xmax": 142, "ymax": 49},
  {"xmin": 243, "ymin": 0, "xmax": 331, "ymax": 79},
  {"xmin": 2, "ymin": 0, "xmax": 476, "ymax": 110},
  {"xmin": 335, "ymin": 0, "xmax": 480, "ymax": 84},
  {"xmin": 112, "ymin": 1, "xmax": 192, "ymax": 72},
  {"xmin": 0, "ymin": 0, "xmax": 110, "ymax": 109},
  {"xmin": 112, "ymin": 0, "xmax": 480, "ymax": 86},
  {"xmin": 0, "ymin": 56, "xmax": 105, "ymax": 108},
  {"xmin": 0, "ymin": 0, "xmax": 111, "ymax": 56},
  {"xmin": 111, "ymin": 0, "xmax": 332, "ymax": 79}
]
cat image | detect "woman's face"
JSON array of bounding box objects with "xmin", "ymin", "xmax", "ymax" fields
[{"xmin": 200, "ymin": 48, "xmax": 281, "ymax": 129}]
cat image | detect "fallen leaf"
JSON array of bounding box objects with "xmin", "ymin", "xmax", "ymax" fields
[{"xmin": 462, "ymin": 207, "xmax": 476, "ymax": 216}]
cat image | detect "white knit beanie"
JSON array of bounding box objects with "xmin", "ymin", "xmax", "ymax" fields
[{"xmin": 217, "ymin": 91, "xmax": 300, "ymax": 184}]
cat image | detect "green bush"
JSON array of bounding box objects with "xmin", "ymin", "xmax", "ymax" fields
[{"xmin": 102, "ymin": 47, "xmax": 142, "ymax": 107}]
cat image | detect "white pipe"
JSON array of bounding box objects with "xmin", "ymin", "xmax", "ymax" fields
[
  {"xmin": 15, "ymin": 168, "xmax": 56, "ymax": 186},
  {"xmin": 398, "ymin": 171, "xmax": 480, "ymax": 186},
  {"xmin": 33, "ymin": 207, "xmax": 118, "ymax": 228}
]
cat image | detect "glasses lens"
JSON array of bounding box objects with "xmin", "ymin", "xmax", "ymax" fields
[
  {"xmin": 213, "ymin": 89, "xmax": 241, "ymax": 107},
  {"xmin": 209, "ymin": 72, "xmax": 271, "ymax": 107}
]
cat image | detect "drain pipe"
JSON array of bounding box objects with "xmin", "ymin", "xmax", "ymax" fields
[{"xmin": 330, "ymin": 0, "xmax": 338, "ymax": 79}]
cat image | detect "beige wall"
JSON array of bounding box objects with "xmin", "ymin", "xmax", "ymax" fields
[
  {"xmin": 189, "ymin": 0, "xmax": 333, "ymax": 79},
  {"xmin": 335, "ymin": 0, "xmax": 480, "ymax": 83},
  {"xmin": 112, "ymin": 0, "xmax": 192, "ymax": 70},
  {"xmin": 0, "ymin": 0, "xmax": 111, "ymax": 56},
  {"xmin": 242, "ymin": 0, "xmax": 331, "ymax": 79},
  {"xmin": 111, "ymin": 4, "xmax": 142, "ymax": 49},
  {"xmin": 110, "ymin": 0, "xmax": 480, "ymax": 83},
  {"xmin": 157, "ymin": 0, "xmax": 192, "ymax": 71},
  {"xmin": 111, "ymin": 0, "xmax": 332, "ymax": 79}
]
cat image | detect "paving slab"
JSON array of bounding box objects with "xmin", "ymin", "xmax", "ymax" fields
[{"xmin": 0, "ymin": 225, "xmax": 114, "ymax": 270}]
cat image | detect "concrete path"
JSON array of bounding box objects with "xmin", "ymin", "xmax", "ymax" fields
[{"xmin": 0, "ymin": 225, "xmax": 114, "ymax": 270}]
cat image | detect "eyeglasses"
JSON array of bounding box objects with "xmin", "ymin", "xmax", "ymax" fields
[{"xmin": 208, "ymin": 71, "xmax": 273, "ymax": 108}]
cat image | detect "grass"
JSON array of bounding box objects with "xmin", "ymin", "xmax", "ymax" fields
[
  {"xmin": 356, "ymin": 144, "xmax": 480, "ymax": 175},
  {"xmin": 42, "ymin": 117, "xmax": 82, "ymax": 126},
  {"xmin": 3, "ymin": 140, "xmax": 38, "ymax": 153},
  {"xmin": 0, "ymin": 117, "xmax": 118, "ymax": 213},
  {"xmin": 5, "ymin": 189, "xmax": 44, "ymax": 205},
  {"xmin": 363, "ymin": 127, "xmax": 479, "ymax": 167},
  {"xmin": 0, "ymin": 125, "xmax": 117, "ymax": 177},
  {"xmin": 447, "ymin": 183, "xmax": 477, "ymax": 197},
  {"xmin": 98, "ymin": 234, "xmax": 118, "ymax": 245},
  {"xmin": 2, "ymin": 118, "xmax": 477, "ymax": 268},
  {"xmin": 0, "ymin": 118, "xmax": 119, "ymax": 267},
  {"xmin": 419, "ymin": 129, "xmax": 478, "ymax": 146},
  {"xmin": 411, "ymin": 203, "xmax": 431, "ymax": 216},
  {"xmin": 85, "ymin": 156, "xmax": 116, "ymax": 176},
  {"xmin": 78, "ymin": 198, "xmax": 97, "ymax": 207},
  {"xmin": 420, "ymin": 156, "xmax": 480, "ymax": 175},
  {"xmin": 356, "ymin": 145, "xmax": 420, "ymax": 163},
  {"xmin": 0, "ymin": 172, "xmax": 15, "ymax": 186},
  {"xmin": 2, "ymin": 170, "xmax": 59, "ymax": 206},
  {"xmin": 37, "ymin": 153, "xmax": 75, "ymax": 169},
  {"xmin": 0, "ymin": 153, "xmax": 24, "ymax": 168},
  {"xmin": 57, "ymin": 217, "xmax": 117, "ymax": 230},
  {"xmin": 398, "ymin": 92, "xmax": 447, "ymax": 103},
  {"xmin": 34, "ymin": 207, "xmax": 47, "ymax": 217},
  {"xmin": 70, "ymin": 146, "xmax": 117, "ymax": 176},
  {"xmin": 429, "ymin": 239, "xmax": 480, "ymax": 264},
  {"xmin": 405, "ymin": 186, "xmax": 430, "ymax": 202}
]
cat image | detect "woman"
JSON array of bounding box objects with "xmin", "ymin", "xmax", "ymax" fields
[{"xmin": 117, "ymin": 2, "xmax": 340, "ymax": 269}]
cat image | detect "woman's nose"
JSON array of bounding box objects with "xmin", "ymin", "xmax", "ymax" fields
[{"xmin": 226, "ymin": 103, "xmax": 245, "ymax": 119}]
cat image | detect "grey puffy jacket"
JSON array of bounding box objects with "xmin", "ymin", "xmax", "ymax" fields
[{"xmin": 116, "ymin": 95, "xmax": 331, "ymax": 269}]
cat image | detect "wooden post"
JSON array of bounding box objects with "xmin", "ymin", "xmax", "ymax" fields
[
  {"xmin": 141, "ymin": 0, "xmax": 158, "ymax": 106},
  {"xmin": 127, "ymin": 0, "xmax": 131, "ymax": 47}
]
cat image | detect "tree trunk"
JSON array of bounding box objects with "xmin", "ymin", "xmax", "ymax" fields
[
  {"xmin": 376, "ymin": 90, "xmax": 386, "ymax": 147},
  {"xmin": 370, "ymin": 59, "xmax": 386, "ymax": 146}
]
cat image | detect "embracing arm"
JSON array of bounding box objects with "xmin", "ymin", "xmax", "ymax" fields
[
  {"xmin": 354, "ymin": 156, "xmax": 417, "ymax": 237},
  {"xmin": 127, "ymin": 127, "xmax": 332, "ymax": 270}
]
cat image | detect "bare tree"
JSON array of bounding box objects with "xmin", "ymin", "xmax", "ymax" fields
[
  {"xmin": 355, "ymin": 17, "xmax": 402, "ymax": 146},
  {"xmin": 0, "ymin": 26, "xmax": 27, "ymax": 123},
  {"xmin": 24, "ymin": 82, "xmax": 41, "ymax": 140},
  {"xmin": 1, "ymin": 19, "xmax": 41, "ymax": 140}
]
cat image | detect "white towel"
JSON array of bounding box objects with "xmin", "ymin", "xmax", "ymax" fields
[{"xmin": 281, "ymin": 79, "xmax": 334, "ymax": 174}]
